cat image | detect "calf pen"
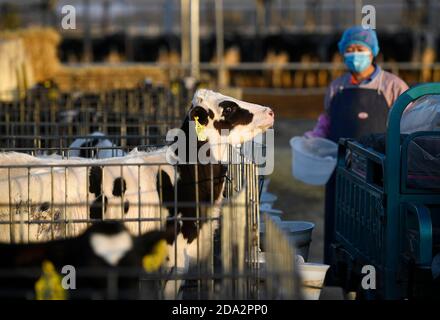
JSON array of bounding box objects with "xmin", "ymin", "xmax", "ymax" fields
[
  {"xmin": 0, "ymin": 81, "xmax": 194, "ymax": 148},
  {"xmin": 0, "ymin": 142, "xmax": 299, "ymax": 300},
  {"xmin": 0, "ymin": 83, "xmax": 300, "ymax": 299}
]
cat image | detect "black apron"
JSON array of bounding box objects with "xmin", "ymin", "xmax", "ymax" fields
[{"xmin": 324, "ymin": 85, "xmax": 389, "ymax": 266}]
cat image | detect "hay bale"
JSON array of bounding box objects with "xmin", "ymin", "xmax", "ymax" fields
[
  {"xmin": 54, "ymin": 65, "xmax": 168, "ymax": 92},
  {"xmin": 0, "ymin": 28, "xmax": 61, "ymax": 83},
  {"xmin": 0, "ymin": 28, "xmax": 169, "ymax": 93},
  {"xmin": 0, "ymin": 38, "xmax": 34, "ymax": 101}
]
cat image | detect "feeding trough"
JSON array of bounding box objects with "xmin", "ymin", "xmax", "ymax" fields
[{"xmin": 290, "ymin": 136, "xmax": 337, "ymax": 185}]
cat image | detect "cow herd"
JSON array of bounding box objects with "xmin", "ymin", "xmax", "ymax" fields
[{"xmin": 0, "ymin": 89, "xmax": 274, "ymax": 299}]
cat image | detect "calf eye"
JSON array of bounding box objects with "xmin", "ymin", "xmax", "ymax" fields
[
  {"xmin": 223, "ymin": 106, "xmax": 233, "ymax": 115},
  {"xmin": 219, "ymin": 100, "xmax": 239, "ymax": 117}
]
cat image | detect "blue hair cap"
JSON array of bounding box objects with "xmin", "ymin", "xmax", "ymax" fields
[{"xmin": 338, "ymin": 26, "xmax": 380, "ymax": 57}]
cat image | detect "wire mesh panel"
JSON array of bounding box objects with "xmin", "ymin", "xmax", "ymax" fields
[
  {"xmin": 0, "ymin": 83, "xmax": 283, "ymax": 299},
  {"xmin": 221, "ymin": 182, "xmax": 260, "ymax": 299},
  {"xmin": 0, "ymin": 118, "xmax": 177, "ymax": 147},
  {"xmin": 0, "ymin": 83, "xmax": 188, "ymax": 147},
  {"xmin": 263, "ymin": 215, "xmax": 301, "ymax": 300},
  {"xmin": 0, "ymin": 140, "xmax": 301, "ymax": 300},
  {"xmin": 0, "ymin": 143, "xmax": 278, "ymax": 299}
]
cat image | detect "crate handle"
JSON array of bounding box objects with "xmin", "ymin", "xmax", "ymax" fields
[{"xmin": 404, "ymin": 203, "xmax": 432, "ymax": 266}]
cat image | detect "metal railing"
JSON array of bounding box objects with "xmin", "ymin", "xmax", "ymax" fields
[
  {"xmin": 0, "ymin": 78, "xmax": 301, "ymax": 300},
  {"xmin": 0, "ymin": 143, "xmax": 273, "ymax": 299}
]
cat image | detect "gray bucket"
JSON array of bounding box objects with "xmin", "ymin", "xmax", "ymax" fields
[
  {"xmin": 260, "ymin": 206, "xmax": 284, "ymax": 217},
  {"xmin": 278, "ymin": 221, "xmax": 315, "ymax": 261},
  {"xmin": 259, "ymin": 219, "xmax": 314, "ymax": 261},
  {"xmin": 260, "ymin": 192, "xmax": 278, "ymax": 206}
]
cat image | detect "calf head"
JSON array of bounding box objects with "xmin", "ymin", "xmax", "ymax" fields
[{"xmin": 181, "ymin": 89, "xmax": 274, "ymax": 162}]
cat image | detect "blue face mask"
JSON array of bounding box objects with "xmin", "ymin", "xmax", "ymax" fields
[{"xmin": 344, "ymin": 52, "xmax": 371, "ymax": 73}]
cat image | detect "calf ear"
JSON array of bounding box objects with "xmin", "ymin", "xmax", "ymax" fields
[{"xmin": 189, "ymin": 106, "xmax": 209, "ymax": 126}]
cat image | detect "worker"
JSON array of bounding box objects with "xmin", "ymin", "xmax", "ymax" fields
[{"xmin": 304, "ymin": 26, "xmax": 409, "ymax": 266}]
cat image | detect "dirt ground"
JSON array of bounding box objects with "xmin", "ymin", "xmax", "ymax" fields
[{"xmin": 267, "ymin": 119, "xmax": 326, "ymax": 263}]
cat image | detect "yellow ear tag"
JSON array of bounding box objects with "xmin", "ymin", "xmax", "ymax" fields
[
  {"xmin": 194, "ymin": 116, "xmax": 208, "ymax": 142},
  {"xmin": 34, "ymin": 260, "xmax": 67, "ymax": 300},
  {"xmin": 142, "ymin": 239, "xmax": 168, "ymax": 273}
]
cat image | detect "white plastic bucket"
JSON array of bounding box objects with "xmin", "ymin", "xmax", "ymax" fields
[
  {"xmin": 298, "ymin": 263, "xmax": 330, "ymax": 300},
  {"xmin": 251, "ymin": 253, "xmax": 329, "ymax": 300},
  {"xmin": 290, "ymin": 136, "xmax": 338, "ymax": 185}
]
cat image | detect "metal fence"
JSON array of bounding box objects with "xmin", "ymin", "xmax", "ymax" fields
[
  {"xmin": 0, "ymin": 85, "xmax": 188, "ymax": 135},
  {"xmin": 0, "ymin": 142, "xmax": 300, "ymax": 299},
  {"xmin": 0, "ymin": 81, "xmax": 300, "ymax": 299},
  {"xmin": 0, "ymin": 80, "xmax": 200, "ymax": 150}
]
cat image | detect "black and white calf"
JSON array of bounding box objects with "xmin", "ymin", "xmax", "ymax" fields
[
  {"xmin": 0, "ymin": 149, "xmax": 175, "ymax": 242},
  {"xmin": 0, "ymin": 89, "xmax": 274, "ymax": 298},
  {"xmin": 0, "ymin": 221, "xmax": 167, "ymax": 299},
  {"xmin": 159, "ymin": 89, "xmax": 274, "ymax": 295},
  {"xmin": 68, "ymin": 132, "xmax": 126, "ymax": 159}
]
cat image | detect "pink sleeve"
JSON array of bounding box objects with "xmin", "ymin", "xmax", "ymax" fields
[
  {"xmin": 381, "ymin": 73, "xmax": 409, "ymax": 108},
  {"xmin": 304, "ymin": 113, "xmax": 331, "ymax": 138}
]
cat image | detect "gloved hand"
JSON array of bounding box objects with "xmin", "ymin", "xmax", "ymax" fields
[{"xmin": 304, "ymin": 113, "xmax": 330, "ymax": 139}]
